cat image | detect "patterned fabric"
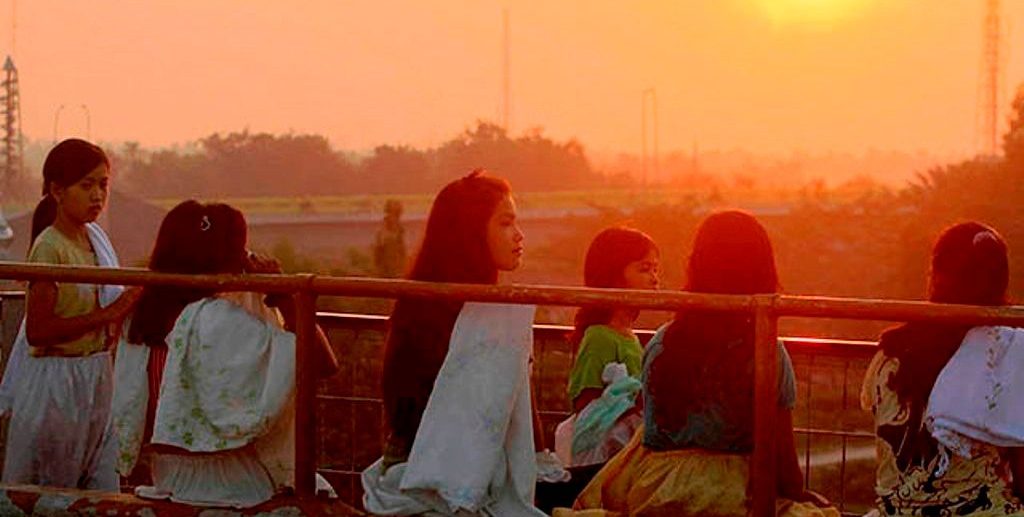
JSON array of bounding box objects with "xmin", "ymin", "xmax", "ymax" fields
[
  {"xmin": 554, "ymin": 426, "xmax": 839, "ymax": 517},
  {"xmin": 137, "ymin": 294, "xmax": 300, "ymax": 505},
  {"xmin": 861, "ymin": 350, "xmax": 1024, "ymax": 516},
  {"xmin": 928, "ymin": 326, "xmax": 1024, "ymax": 458}
]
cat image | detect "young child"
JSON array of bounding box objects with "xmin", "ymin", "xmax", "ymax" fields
[
  {"xmin": 1, "ymin": 138, "xmax": 140, "ymax": 490},
  {"xmin": 363, "ymin": 170, "xmax": 552, "ymax": 516},
  {"xmin": 113, "ymin": 200, "xmax": 338, "ymax": 508},
  {"xmin": 554, "ymin": 227, "xmax": 659, "ymax": 490}
]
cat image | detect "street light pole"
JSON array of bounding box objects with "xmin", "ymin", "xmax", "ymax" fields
[
  {"xmin": 80, "ymin": 104, "xmax": 91, "ymax": 140},
  {"xmin": 641, "ymin": 88, "xmax": 658, "ymax": 188},
  {"xmin": 52, "ymin": 104, "xmax": 65, "ymax": 143}
]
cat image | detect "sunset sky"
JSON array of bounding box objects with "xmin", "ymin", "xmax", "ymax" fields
[{"xmin": 7, "ymin": 0, "xmax": 1023, "ymax": 158}]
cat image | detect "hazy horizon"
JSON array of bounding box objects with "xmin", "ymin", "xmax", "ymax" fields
[{"xmin": 6, "ymin": 1, "xmax": 1023, "ymax": 164}]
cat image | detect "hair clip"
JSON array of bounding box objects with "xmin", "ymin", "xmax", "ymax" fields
[
  {"xmin": 200, "ymin": 215, "xmax": 211, "ymax": 232},
  {"xmin": 973, "ymin": 230, "xmax": 997, "ymax": 246}
]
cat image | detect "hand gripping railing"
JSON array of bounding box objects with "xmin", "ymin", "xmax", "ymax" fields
[{"xmin": 1, "ymin": 262, "xmax": 1023, "ymax": 515}]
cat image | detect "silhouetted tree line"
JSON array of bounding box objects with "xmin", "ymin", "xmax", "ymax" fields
[{"xmin": 114, "ymin": 121, "xmax": 600, "ymax": 198}]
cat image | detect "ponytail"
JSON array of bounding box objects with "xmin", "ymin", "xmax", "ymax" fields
[{"xmin": 29, "ymin": 194, "xmax": 58, "ymax": 248}]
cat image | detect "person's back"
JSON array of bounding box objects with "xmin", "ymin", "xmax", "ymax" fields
[
  {"xmin": 113, "ymin": 201, "xmax": 338, "ymax": 508},
  {"xmin": 861, "ymin": 222, "xmax": 1024, "ymax": 516}
]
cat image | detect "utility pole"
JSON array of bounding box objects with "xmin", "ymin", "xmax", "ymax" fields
[
  {"xmin": 502, "ymin": 8, "xmax": 510, "ymax": 133},
  {"xmin": 641, "ymin": 88, "xmax": 658, "ymax": 187},
  {"xmin": 979, "ymin": 0, "xmax": 1001, "ymax": 156},
  {"xmin": 1, "ymin": 56, "xmax": 23, "ymax": 200}
]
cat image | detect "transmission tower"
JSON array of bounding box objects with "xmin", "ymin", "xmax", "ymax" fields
[
  {"xmin": 0, "ymin": 56, "xmax": 22, "ymax": 198},
  {"xmin": 979, "ymin": 0, "xmax": 1001, "ymax": 156}
]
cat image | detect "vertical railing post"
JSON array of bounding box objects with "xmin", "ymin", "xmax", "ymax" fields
[
  {"xmin": 294, "ymin": 288, "xmax": 318, "ymax": 498},
  {"xmin": 751, "ymin": 295, "xmax": 779, "ymax": 516}
]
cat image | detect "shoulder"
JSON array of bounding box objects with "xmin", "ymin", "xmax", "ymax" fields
[
  {"xmin": 642, "ymin": 322, "xmax": 672, "ymax": 364},
  {"xmin": 581, "ymin": 325, "xmax": 619, "ymax": 344},
  {"xmin": 28, "ymin": 227, "xmax": 65, "ymax": 263},
  {"xmin": 579, "ymin": 325, "xmax": 634, "ymax": 354}
]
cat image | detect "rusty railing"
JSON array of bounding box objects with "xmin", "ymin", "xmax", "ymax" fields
[{"xmin": 1, "ymin": 262, "xmax": 1023, "ymax": 515}]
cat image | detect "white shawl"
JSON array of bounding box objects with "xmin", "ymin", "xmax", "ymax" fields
[
  {"xmin": 927, "ymin": 326, "xmax": 1024, "ymax": 459},
  {"xmin": 362, "ymin": 302, "xmax": 544, "ymax": 516},
  {"xmin": 0, "ymin": 222, "xmax": 123, "ymax": 414},
  {"xmin": 111, "ymin": 292, "xmax": 291, "ymax": 481}
]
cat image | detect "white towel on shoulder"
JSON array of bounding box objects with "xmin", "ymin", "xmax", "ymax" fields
[
  {"xmin": 363, "ymin": 302, "xmax": 545, "ymax": 516},
  {"xmin": 927, "ymin": 326, "xmax": 1024, "ymax": 459}
]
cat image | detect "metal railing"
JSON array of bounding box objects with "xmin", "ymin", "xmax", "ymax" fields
[{"xmin": 1, "ymin": 262, "xmax": 1023, "ymax": 515}]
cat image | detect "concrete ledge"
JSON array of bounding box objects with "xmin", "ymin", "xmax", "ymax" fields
[{"xmin": 0, "ymin": 484, "xmax": 365, "ymax": 516}]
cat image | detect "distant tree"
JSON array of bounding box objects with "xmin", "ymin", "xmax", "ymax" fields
[{"xmin": 361, "ymin": 145, "xmax": 434, "ymax": 193}]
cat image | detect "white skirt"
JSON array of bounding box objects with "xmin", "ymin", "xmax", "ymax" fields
[
  {"xmin": 140, "ymin": 447, "xmax": 276, "ymax": 508},
  {"xmin": 1, "ymin": 351, "xmax": 118, "ymax": 490},
  {"xmin": 139, "ymin": 448, "xmax": 337, "ymax": 508}
]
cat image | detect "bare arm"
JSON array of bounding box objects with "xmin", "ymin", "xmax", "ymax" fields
[
  {"xmin": 25, "ymin": 282, "xmax": 140, "ymax": 348},
  {"xmin": 775, "ymin": 407, "xmax": 805, "ymax": 499},
  {"xmin": 776, "ymin": 407, "xmax": 831, "ymax": 506},
  {"xmin": 1009, "ymin": 448, "xmax": 1024, "ymax": 500},
  {"xmin": 532, "ymin": 385, "xmax": 546, "ymax": 451},
  {"xmin": 274, "ymin": 295, "xmax": 340, "ymax": 379}
]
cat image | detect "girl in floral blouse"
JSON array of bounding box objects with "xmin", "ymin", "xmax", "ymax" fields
[{"xmin": 861, "ymin": 221, "xmax": 1024, "ymax": 516}]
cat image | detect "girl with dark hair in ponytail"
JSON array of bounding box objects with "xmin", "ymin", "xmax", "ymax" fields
[
  {"xmin": 553, "ymin": 227, "xmax": 658, "ymax": 485},
  {"xmin": 113, "ymin": 200, "xmax": 338, "ymax": 508},
  {"xmin": 861, "ymin": 222, "xmax": 1024, "ymax": 516},
  {"xmin": 1, "ymin": 138, "xmax": 141, "ymax": 490}
]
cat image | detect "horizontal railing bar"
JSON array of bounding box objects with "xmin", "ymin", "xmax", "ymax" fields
[
  {"xmin": 1, "ymin": 262, "xmax": 1023, "ymax": 325},
  {"xmin": 793, "ymin": 428, "xmax": 875, "ymax": 439},
  {"xmin": 776, "ymin": 295, "xmax": 1024, "ymax": 325},
  {"xmin": 0, "ymin": 263, "xmax": 309, "ymax": 293}
]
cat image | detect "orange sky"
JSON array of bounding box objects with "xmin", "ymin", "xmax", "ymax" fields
[{"xmin": 6, "ymin": 0, "xmax": 1023, "ymax": 157}]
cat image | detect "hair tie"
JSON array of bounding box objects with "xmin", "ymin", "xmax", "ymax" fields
[
  {"xmin": 973, "ymin": 230, "xmax": 997, "ymax": 246},
  {"xmin": 200, "ymin": 215, "xmax": 211, "ymax": 232}
]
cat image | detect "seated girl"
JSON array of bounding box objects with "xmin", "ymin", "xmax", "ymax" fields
[
  {"xmin": 362, "ymin": 170, "xmax": 554, "ymax": 516},
  {"xmin": 861, "ymin": 222, "xmax": 1024, "ymax": 516},
  {"xmin": 560, "ymin": 210, "xmax": 835, "ymax": 517},
  {"xmin": 111, "ymin": 200, "xmax": 338, "ymax": 508},
  {"xmin": 554, "ymin": 228, "xmax": 659, "ymax": 482}
]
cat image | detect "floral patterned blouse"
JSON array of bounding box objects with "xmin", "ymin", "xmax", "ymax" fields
[{"xmin": 861, "ymin": 350, "xmax": 1024, "ymax": 516}]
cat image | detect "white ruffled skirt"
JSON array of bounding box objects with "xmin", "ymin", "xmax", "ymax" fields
[{"xmin": 1, "ymin": 351, "xmax": 118, "ymax": 490}]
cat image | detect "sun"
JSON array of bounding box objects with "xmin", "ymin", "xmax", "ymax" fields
[{"xmin": 753, "ymin": 0, "xmax": 872, "ymax": 28}]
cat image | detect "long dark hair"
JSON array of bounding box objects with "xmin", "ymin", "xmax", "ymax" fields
[
  {"xmin": 571, "ymin": 226, "xmax": 657, "ymax": 347},
  {"xmin": 878, "ymin": 221, "xmax": 1009, "ymax": 469},
  {"xmin": 30, "ymin": 139, "xmax": 110, "ymax": 246},
  {"xmin": 647, "ymin": 210, "xmax": 779, "ymax": 451},
  {"xmin": 126, "ymin": 201, "xmax": 248, "ymax": 347},
  {"xmin": 381, "ymin": 170, "xmax": 512, "ymax": 440}
]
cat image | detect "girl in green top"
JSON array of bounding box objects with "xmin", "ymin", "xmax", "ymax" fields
[
  {"xmin": 559, "ymin": 227, "xmax": 659, "ymax": 477},
  {"xmin": 542, "ymin": 227, "xmax": 660, "ymax": 511},
  {"xmin": 568, "ymin": 227, "xmax": 660, "ymax": 413}
]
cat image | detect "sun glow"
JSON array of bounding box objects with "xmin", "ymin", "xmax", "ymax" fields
[{"xmin": 753, "ymin": 0, "xmax": 873, "ymax": 28}]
